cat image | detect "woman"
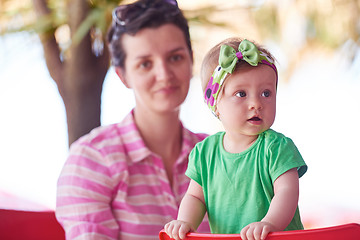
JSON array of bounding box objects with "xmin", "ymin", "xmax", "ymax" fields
[{"xmin": 56, "ymin": 0, "xmax": 209, "ymax": 239}]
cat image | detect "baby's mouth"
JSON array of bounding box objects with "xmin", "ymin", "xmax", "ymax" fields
[{"xmin": 248, "ymin": 116, "xmax": 261, "ymax": 122}]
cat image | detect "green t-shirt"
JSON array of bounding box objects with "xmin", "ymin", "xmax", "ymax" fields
[{"xmin": 186, "ymin": 129, "xmax": 307, "ymax": 234}]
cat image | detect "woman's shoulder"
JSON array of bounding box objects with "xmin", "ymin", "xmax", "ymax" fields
[
  {"xmin": 183, "ymin": 127, "xmax": 209, "ymax": 145},
  {"xmin": 71, "ymin": 112, "xmax": 137, "ymax": 152},
  {"xmin": 66, "ymin": 113, "xmax": 141, "ymax": 173},
  {"xmin": 74, "ymin": 123, "xmax": 123, "ymax": 149}
]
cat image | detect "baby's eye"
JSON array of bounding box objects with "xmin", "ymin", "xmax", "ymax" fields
[
  {"xmin": 235, "ymin": 91, "xmax": 246, "ymax": 98},
  {"xmin": 262, "ymin": 90, "xmax": 271, "ymax": 97}
]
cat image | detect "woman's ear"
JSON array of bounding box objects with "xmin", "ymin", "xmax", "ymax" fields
[{"xmin": 115, "ymin": 67, "xmax": 131, "ymax": 89}]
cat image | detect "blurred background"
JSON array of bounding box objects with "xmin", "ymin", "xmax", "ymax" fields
[{"xmin": 0, "ymin": 0, "xmax": 359, "ymax": 229}]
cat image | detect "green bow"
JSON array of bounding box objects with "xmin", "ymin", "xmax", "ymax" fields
[{"xmin": 219, "ymin": 39, "xmax": 260, "ymax": 74}]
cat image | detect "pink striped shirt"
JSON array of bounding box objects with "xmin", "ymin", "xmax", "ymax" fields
[{"xmin": 56, "ymin": 111, "xmax": 209, "ymax": 240}]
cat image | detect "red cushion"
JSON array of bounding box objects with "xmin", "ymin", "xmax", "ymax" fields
[{"xmin": 0, "ymin": 209, "xmax": 65, "ymax": 240}]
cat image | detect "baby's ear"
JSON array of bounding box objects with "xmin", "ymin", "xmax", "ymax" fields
[
  {"xmin": 115, "ymin": 67, "xmax": 131, "ymax": 89},
  {"xmin": 214, "ymin": 107, "xmax": 221, "ymax": 120}
]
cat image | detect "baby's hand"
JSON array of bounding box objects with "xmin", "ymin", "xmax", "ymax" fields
[
  {"xmin": 240, "ymin": 221, "xmax": 278, "ymax": 240},
  {"xmin": 164, "ymin": 220, "xmax": 194, "ymax": 240}
]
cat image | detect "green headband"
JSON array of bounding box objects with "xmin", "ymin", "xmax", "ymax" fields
[{"xmin": 204, "ymin": 39, "xmax": 277, "ymax": 116}]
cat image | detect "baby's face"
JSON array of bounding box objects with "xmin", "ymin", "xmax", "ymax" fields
[{"xmin": 216, "ymin": 64, "xmax": 277, "ymax": 137}]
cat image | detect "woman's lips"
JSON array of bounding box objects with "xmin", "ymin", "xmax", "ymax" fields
[{"xmin": 156, "ymin": 85, "xmax": 178, "ymax": 94}]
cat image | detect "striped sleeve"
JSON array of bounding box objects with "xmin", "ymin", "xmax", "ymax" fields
[{"xmin": 56, "ymin": 138, "xmax": 120, "ymax": 240}]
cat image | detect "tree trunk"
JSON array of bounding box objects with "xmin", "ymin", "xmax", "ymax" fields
[
  {"xmin": 33, "ymin": 0, "xmax": 109, "ymax": 146},
  {"xmin": 64, "ymin": 0, "xmax": 109, "ymax": 145}
]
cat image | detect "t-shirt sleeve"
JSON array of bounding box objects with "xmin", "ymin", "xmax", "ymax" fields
[
  {"xmin": 268, "ymin": 137, "xmax": 307, "ymax": 183},
  {"xmin": 185, "ymin": 143, "xmax": 203, "ymax": 186}
]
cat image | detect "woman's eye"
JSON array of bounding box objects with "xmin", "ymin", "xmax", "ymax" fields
[
  {"xmin": 140, "ymin": 61, "xmax": 151, "ymax": 69},
  {"xmin": 235, "ymin": 91, "xmax": 246, "ymax": 98},
  {"xmin": 170, "ymin": 54, "xmax": 183, "ymax": 62},
  {"xmin": 262, "ymin": 90, "xmax": 271, "ymax": 97}
]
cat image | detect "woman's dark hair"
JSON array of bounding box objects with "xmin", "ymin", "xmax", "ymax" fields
[{"xmin": 107, "ymin": 0, "xmax": 192, "ymax": 69}]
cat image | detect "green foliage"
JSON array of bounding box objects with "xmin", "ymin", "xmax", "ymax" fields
[
  {"xmin": 71, "ymin": 3, "xmax": 117, "ymax": 45},
  {"xmin": 0, "ymin": 0, "xmax": 119, "ymax": 37},
  {"xmin": 183, "ymin": 5, "xmax": 229, "ymax": 28},
  {"xmin": 0, "ymin": 0, "xmax": 227, "ymax": 38},
  {"xmin": 1, "ymin": 0, "xmax": 358, "ymax": 51},
  {"xmin": 0, "ymin": 1, "xmax": 33, "ymax": 33},
  {"xmin": 253, "ymin": 5, "xmax": 279, "ymax": 40}
]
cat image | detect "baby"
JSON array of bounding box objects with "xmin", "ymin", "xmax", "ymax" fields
[{"xmin": 164, "ymin": 37, "xmax": 307, "ymax": 240}]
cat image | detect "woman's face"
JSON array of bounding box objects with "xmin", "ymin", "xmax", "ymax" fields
[{"xmin": 117, "ymin": 24, "xmax": 193, "ymax": 114}]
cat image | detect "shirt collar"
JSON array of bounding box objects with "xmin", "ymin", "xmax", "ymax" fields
[
  {"xmin": 118, "ymin": 110, "xmax": 194, "ymax": 164},
  {"xmin": 117, "ymin": 110, "xmax": 152, "ymax": 163}
]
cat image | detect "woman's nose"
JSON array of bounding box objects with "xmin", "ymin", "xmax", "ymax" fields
[{"xmin": 155, "ymin": 61, "xmax": 173, "ymax": 82}]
